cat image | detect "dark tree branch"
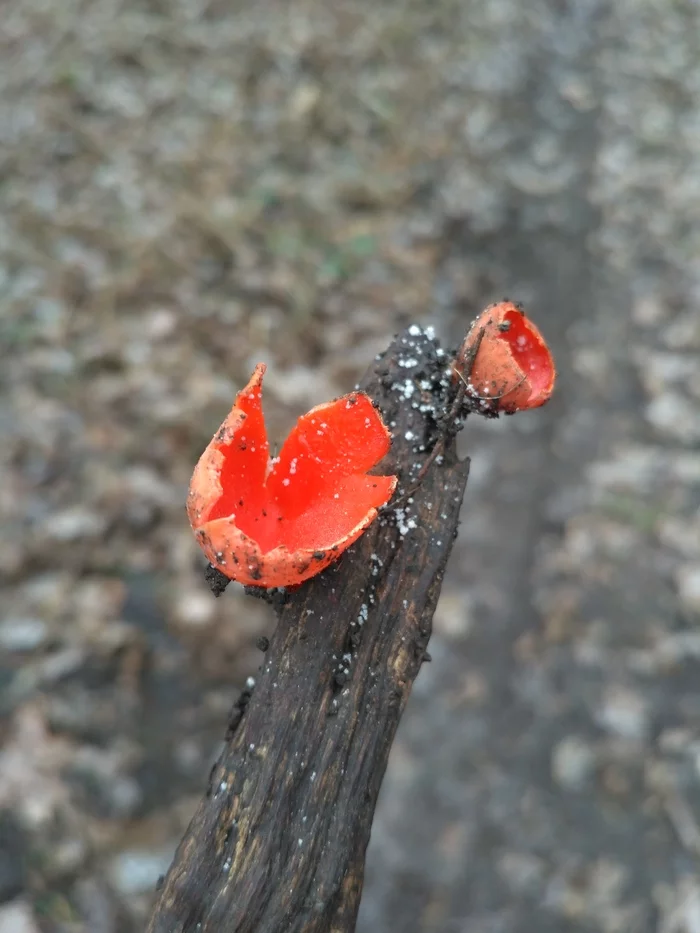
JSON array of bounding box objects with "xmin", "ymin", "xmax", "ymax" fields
[{"xmin": 147, "ymin": 328, "xmax": 472, "ymax": 933}]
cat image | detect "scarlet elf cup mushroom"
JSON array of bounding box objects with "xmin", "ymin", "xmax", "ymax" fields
[
  {"xmin": 186, "ymin": 364, "xmax": 398, "ymax": 588},
  {"xmin": 454, "ymin": 301, "xmax": 556, "ymax": 414}
]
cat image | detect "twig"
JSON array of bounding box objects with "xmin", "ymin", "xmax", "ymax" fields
[{"xmin": 146, "ymin": 327, "xmax": 472, "ymax": 933}]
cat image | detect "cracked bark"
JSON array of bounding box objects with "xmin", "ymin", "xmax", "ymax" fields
[{"xmin": 147, "ymin": 328, "xmax": 471, "ymax": 933}]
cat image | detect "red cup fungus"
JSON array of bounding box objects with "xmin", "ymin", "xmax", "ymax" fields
[
  {"xmin": 187, "ymin": 364, "xmax": 397, "ymax": 588},
  {"xmin": 454, "ymin": 301, "xmax": 556, "ymax": 413}
]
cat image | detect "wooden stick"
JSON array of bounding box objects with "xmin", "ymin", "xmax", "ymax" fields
[{"xmin": 147, "ymin": 327, "xmax": 472, "ymax": 933}]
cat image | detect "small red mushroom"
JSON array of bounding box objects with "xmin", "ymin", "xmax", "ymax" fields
[
  {"xmin": 187, "ymin": 364, "xmax": 397, "ymax": 588},
  {"xmin": 454, "ymin": 301, "xmax": 556, "ymax": 413}
]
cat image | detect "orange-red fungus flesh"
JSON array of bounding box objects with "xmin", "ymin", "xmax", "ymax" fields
[
  {"xmin": 187, "ymin": 364, "xmax": 397, "ymax": 588},
  {"xmin": 497, "ymin": 306, "xmax": 553, "ymax": 401}
]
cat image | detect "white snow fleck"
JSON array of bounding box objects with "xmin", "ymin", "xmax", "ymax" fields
[{"xmin": 394, "ymin": 379, "xmax": 416, "ymax": 399}]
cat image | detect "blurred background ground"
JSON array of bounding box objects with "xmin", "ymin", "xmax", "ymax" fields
[{"xmin": 1, "ymin": 0, "xmax": 700, "ymax": 931}]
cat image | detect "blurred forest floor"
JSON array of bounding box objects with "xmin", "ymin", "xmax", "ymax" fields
[{"xmin": 2, "ymin": 1, "xmax": 700, "ymax": 931}]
